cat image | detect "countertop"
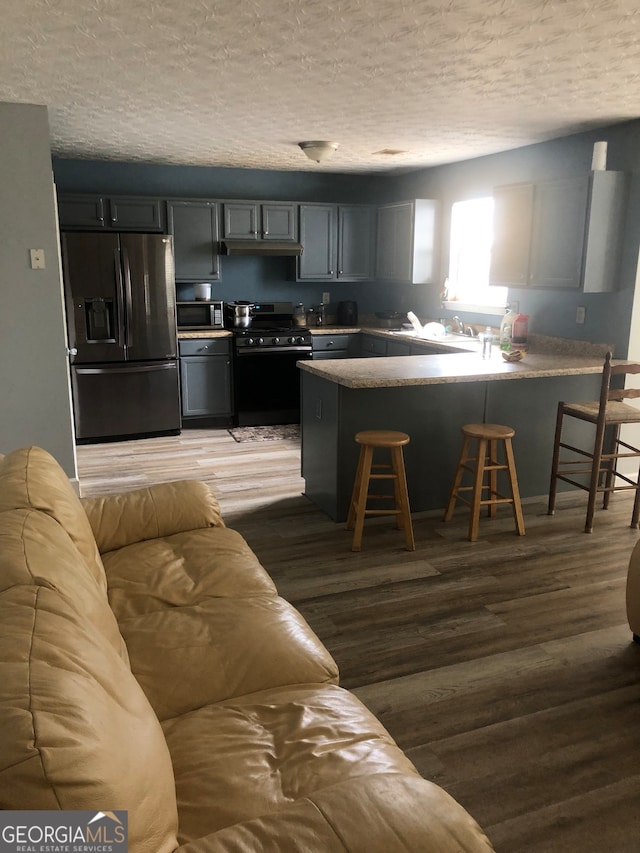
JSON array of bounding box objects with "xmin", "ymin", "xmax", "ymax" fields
[
  {"xmin": 177, "ymin": 330, "xmax": 233, "ymax": 339},
  {"xmin": 298, "ymin": 349, "xmax": 611, "ymax": 389}
]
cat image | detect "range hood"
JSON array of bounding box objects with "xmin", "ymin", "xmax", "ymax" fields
[{"xmin": 220, "ymin": 240, "xmax": 303, "ymax": 257}]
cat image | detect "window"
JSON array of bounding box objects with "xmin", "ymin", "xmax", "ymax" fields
[{"xmin": 445, "ymin": 197, "xmax": 507, "ymax": 312}]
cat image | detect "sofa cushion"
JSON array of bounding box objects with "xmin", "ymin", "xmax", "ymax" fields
[
  {"xmin": 162, "ymin": 683, "xmax": 423, "ymax": 842},
  {"xmin": 172, "ymin": 775, "xmax": 494, "ymax": 852},
  {"xmin": 120, "ymin": 596, "xmax": 339, "ymax": 719},
  {"xmin": 81, "ymin": 480, "xmax": 225, "ymax": 555},
  {"xmin": 0, "ymin": 446, "xmax": 105, "ymax": 588},
  {"xmin": 103, "ymin": 526, "xmax": 277, "ymax": 622},
  {"xmin": 0, "ymin": 583, "xmax": 179, "ymax": 853},
  {"xmin": 0, "ymin": 508, "xmax": 128, "ymax": 663}
]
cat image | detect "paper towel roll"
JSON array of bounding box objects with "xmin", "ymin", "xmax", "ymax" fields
[{"xmin": 592, "ymin": 141, "xmax": 608, "ymax": 171}]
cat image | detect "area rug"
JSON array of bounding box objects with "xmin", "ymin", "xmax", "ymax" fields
[{"xmin": 228, "ymin": 424, "xmax": 301, "ymax": 443}]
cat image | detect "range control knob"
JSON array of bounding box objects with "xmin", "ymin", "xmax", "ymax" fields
[
  {"xmin": 296, "ymin": 336, "xmax": 306, "ymax": 345},
  {"xmin": 247, "ymin": 338, "xmax": 255, "ymax": 346},
  {"xmin": 256, "ymin": 337, "xmax": 264, "ymax": 345},
  {"xmin": 288, "ymin": 336, "xmax": 296, "ymax": 344},
  {"xmin": 272, "ymin": 337, "xmax": 281, "ymax": 345}
]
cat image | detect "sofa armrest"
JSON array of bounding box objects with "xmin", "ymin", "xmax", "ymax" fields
[
  {"xmin": 627, "ymin": 540, "xmax": 640, "ymax": 639},
  {"xmin": 82, "ymin": 480, "xmax": 225, "ymax": 554}
]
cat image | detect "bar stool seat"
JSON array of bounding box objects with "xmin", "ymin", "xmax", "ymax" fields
[
  {"xmin": 346, "ymin": 430, "xmax": 415, "ymax": 552},
  {"xmin": 444, "ymin": 423, "xmax": 525, "ymax": 542}
]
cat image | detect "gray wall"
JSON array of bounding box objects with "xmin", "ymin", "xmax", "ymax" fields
[
  {"xmin": 0, "ymin": 103, "xmax": 77, "ymax": 479},
  {"xmin": 388, "ymin": 120, "xmax": 640, "ymax": 357}
]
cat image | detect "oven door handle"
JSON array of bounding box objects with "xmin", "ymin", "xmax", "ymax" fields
[{"xmin": 236, "ymin": 347, "xmax": 312, "ymax": 356}]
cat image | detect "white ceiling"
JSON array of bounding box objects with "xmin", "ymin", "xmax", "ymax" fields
[{"xmin": 2, "ymin": 0, "xmax": 639, "ymax": 174}]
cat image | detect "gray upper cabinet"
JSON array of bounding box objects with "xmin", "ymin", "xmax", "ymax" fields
[
  {"xmin": 223, "ymin": 201, "xmax": 297, "ymax": 240},
  {"xmin": 58, "ymin": 194, "xmax": 165, "ymax": 232},
  {"xmin": 490, "ymin": 172, "xmax": 628, "ymax": 292},
  {"xmin": 167, "ymin": 200, "xmax": 221, "ymax": 282},
  {"xmin": 375, "ymin": 200, "xmax": 438, "ymax": 284},
  {"xmin": 297, "ymin": 204, "xmax": 373, "ymax": 282}
]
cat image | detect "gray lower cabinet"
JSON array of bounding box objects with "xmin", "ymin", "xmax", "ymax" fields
[
  {"xmin": 490, "ymin": 171, "xmax": 628, "ymax": 292},
  {"xmin": 58, "ymin": 194, "xmax": 165, "ymax": 231},
  {"xmin": 359, "ymin": 334, "xmax": 388, "ymax": 357},
  {"xmin": 312, "ymin": 333, "xmax": 358, "ymax": 359},
  {"xmin": 179, "ymin": 339, "xmax": 232, "ymax": 419},
  {"xmin": 167, "ymin": 200, "xmax": 221, "ymax": 282}
]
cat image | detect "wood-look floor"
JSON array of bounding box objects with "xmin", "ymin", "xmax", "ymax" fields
[{"xmin": 77, "ymin": 428, "xmax": 640, "ymax": 853}]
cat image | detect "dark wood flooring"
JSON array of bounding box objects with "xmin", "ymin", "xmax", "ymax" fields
[{"xmin": 77, "ymin": 428, "xmax": 640, "ymax": 853}]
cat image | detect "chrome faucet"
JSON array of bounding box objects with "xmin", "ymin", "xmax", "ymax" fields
[{"xmin": 452, "ymin": 316, "xmax": 477, "ymax": 337}]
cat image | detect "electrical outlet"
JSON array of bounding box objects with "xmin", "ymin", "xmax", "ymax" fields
[
  {"xmin": 29, "ymin": 248, "xmax": 45, "ymax": 269},
  {"xmin": 322, "ymin": 292, "xmax": 330, "ymax": 305},
  {"xmin": 576, "ymin": 306, "xmax": 586, "ymax": 324}
]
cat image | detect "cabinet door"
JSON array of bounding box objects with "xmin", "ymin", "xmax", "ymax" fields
[
  {"xmin": 529, "ymin": 177, "xmax": 588, "ymax": 289},
  {"xmin": 180, "ymin": 355, "xmax": 232, "ymax": 417},
  {"xmin": 338, "ymin": 206, "xmax": 373, "ymax": 280},
  {"xmin": 223, "ymin": 202, "xmax": 259, "ymax": 239},
  {"xmin": 375, "ymin": 202, "xmax": 413, "ymax": 282},
  {"xmin": 168, "ymin": 201, "xmax": 220, "ymax": 282},
  {"xmin": 108, "ymin": 197, "xmax": 165, "ymax": 231},
  {"xmin": 359, "ymin": 334, "xmax": 387, "ymax": 356},
  {"xmin": 490, "ymin": 183, "xmax": 535, "ymax": 286},
  {"xmin": 298, "ymin": 204, "xmax": 336, "ymax": 280},
  {"xmin": 58, "ymin": 195, "xmax": 108, "ymax": 230},
  {"xmin": 262, "ymin": 203, "xmax": 297, "ymax": 240}
]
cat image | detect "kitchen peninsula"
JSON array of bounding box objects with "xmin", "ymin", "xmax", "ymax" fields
[{"xmin": 299, "ymin": 342, "xmax": 609, "ymax": 522}]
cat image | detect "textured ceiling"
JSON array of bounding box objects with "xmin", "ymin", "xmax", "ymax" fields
[{"xmin": 2, "ymin": 0, "xmax": 639, "ymax": 173}]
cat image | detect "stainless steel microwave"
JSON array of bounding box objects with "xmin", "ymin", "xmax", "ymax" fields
[{"xmin": 176, "ymin": 300, "xmax": 224, "ymax": 330}]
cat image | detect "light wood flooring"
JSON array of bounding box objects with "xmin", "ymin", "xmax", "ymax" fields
[{"xmin": 77, "ymin": 428, "xmax": 640, "ymax": 853}]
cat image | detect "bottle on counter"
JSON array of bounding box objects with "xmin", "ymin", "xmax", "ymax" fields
[
  {"xmin": 499, "ymin": 308, "xmax": 514, "ymax": 351},
  {"xmin": 512, "ymin": 313, "xmax": 529, "ymax": 348},
  {"xmin": 481, "ymin": 326, "xmax": 493, "ymax": 359},
  {"xmin": 293, "ymin": 303, "xmax": 306, "ymax": 327}
]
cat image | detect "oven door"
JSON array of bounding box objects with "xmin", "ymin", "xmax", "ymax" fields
[{"xmin": 234, "ymin": 349, "xmax": 311, "ymax": 426}]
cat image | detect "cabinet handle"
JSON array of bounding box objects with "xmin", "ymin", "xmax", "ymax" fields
[
  {"xmin": 327, "ymin": 341, "xmax": 334, "ymax": 346},
  {"xmin": 264, "ymin": 230, "xmax": 269, "ymax": 236}
]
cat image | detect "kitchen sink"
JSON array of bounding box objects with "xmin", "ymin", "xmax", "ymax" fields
[{"xmin": 389, "ymin": 329, "xmax": 474, "ymax": 342}]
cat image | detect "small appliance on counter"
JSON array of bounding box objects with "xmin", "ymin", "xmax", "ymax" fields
[
  {"xmin": 336, "ymin": 300, "xmax": 358, "ymax": 326},
  {"xmin": 177, "ymin": 300, "xmax": 224, "ymax": 330},
  {"xmin": 193, "ymin": 282, "xmax": 212, "ymax": 301}
]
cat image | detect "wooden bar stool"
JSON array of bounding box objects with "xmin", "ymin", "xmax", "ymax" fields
[
  {"xmin": 347, "ymin": 430, "xmax": 415, "ymax": 552},
  {"xmin": 444, "ymin": 423, "xmax": 525, "ymax": 542}
]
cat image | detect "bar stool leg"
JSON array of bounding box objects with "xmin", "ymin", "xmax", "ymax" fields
[
  {"xmin": 443, "ymin": 435, "xmax": 471, "ymax": 522},
  {"xmin": 504, "ymin": 437, "xmax": 526, "ymax": 536},
  {"xmin": 468, "ymin": 437, "xmax": 487, "ymax": 542},
  {"xmin": 548, "ymin": 402, "xmax": 564, "ymax": 515},
  {"xmin": 391, "ymin": 445, "xmax": 415, "ymax": 550},
  {"xmin": 350, "ymin": 444, "xmax": 374, "ymax": 552},
  {"xmin": 488, "ymin": 438, "xmax": 498, "ymax": 519},
  {"xmin": 347, "ymin": 445, "xmax": 366, "ymax": 530}
]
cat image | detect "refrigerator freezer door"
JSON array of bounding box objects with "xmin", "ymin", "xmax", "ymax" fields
[
  {"xmin": 63, "ymin": 232, "xmax": 126, "ymax": 363},
  {"xmin": 71, "ymin": 361, "xmax": 181, "ymax": 440},
  {"xmin": 122, "ymin": 233, "xmax": 177, "ymax": 361}
]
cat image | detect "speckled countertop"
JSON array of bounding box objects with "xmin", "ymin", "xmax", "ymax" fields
[
  {"xmin": 299, "ymin": 346, "xmax": 612, "ymax": 390},
  {"xmin": 177, "ymin": 330, "xmax": 232, "ymax": 339}
]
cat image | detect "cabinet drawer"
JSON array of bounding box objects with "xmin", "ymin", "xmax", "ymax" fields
[
  {"xmin": 312, "ymin": 334, "xmax": 353, "ymax": 352},
  {"xmin": 179, "ymin": 338, "xmax": 230, "ymax": 356}
]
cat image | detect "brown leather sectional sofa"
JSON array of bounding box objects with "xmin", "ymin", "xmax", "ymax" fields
[{"xmin": 0, "ymin": 445, "xmax": 494, "ymax": 852}]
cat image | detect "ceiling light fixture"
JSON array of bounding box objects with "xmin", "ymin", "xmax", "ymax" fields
[{"xmin": 298, "ymin": 141, "xmax": 339, "ymax": 163}]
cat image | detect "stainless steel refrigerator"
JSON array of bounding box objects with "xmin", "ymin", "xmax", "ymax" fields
[{"xmin": 62, "ymin": 232, "xmax": 181, "ymax": 441}]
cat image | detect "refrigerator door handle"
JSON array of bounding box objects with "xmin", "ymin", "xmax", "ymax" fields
[
  {"xmin": 122, "ymin": 247, "xmax": 134, "ymax": 349},
  {"xmin": 113, "ymin": 248, "xmax": 127, "ymax": 349}
]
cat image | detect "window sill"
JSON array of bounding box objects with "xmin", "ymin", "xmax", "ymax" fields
[{"xmin": 442, "ymin": 300, "xmax": 507, "ymax": 316}]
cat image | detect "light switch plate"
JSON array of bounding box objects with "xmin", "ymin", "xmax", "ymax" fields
[
  {"xmin": 322, "ymin": 292, "xmax": 330, "ymax": 305},
  {"xmin": 576, "ymin": 306, "xmax": 586, "ymax": 324}
]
